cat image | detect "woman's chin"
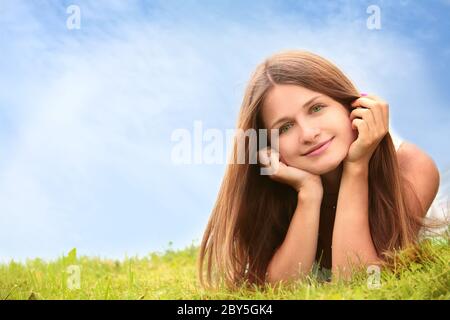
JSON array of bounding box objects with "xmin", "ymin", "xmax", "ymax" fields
[
  {"xmin": 315, "ymin": 159, "xmax": 343, "ymax": 175},
  {"xmin": 288, "ymin": 156, "xmax": 344, "ymax": 175}
]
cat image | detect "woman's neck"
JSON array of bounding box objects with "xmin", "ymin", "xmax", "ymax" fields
[{"xmin": 321, "ymin": 163, "xmax": 343, "ymax": 197}]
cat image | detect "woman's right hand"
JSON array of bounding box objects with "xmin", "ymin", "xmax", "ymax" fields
[{"xmin": 258, "ymin": 147, "xmax": 323, "ymax": 194}]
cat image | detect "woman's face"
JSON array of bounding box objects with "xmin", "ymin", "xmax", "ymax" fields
[{"xmin": 261, "ymin": 84, "xmax": 357, "ymax": 175}]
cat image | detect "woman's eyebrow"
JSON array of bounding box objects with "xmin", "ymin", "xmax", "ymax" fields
[{"xmin": 269, "ymin": 95, "xmax": 323, "ymax": 129}]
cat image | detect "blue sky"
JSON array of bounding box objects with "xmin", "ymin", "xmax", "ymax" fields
[{"xmin": 0, "ymin": 0, "xmax": 449, "ymax": 262}]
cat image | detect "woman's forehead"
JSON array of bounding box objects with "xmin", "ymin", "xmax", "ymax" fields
[
  {"xmin": 261, "ymin": 85, "xmax": 324, "ymax": 122},
  {"xmin": 264, "ymin": 85, "xmax": 319, "ymax": 108}
]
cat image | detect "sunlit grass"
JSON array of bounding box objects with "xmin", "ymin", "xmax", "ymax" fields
[{"xmin": 1, "ymin": 233, "xmax": 449, "ymax": 300}]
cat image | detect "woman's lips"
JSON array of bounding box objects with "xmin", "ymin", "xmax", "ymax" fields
[{"xmin": 304, "ymin": 137, "xmax": 334, "ymax": 156}]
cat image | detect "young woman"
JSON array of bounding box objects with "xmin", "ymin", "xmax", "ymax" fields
[{"xmin": 198, "ymin": 50, "xmax": 441, "ymax": 289}]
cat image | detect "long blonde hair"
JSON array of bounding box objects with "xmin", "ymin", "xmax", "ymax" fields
[{"xmin": 198, "ymin": 50, "xmax": 428, "ymax": 290}]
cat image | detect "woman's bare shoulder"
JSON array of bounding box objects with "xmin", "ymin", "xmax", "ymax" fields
[{"xmin": 396, "ymin": 141, "xmax": 440, "ymax": 217}]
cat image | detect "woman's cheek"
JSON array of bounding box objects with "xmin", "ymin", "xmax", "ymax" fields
[
  {"xmin": 342, "ymin": 115, "xmax": 357, "ymax": 142},
  {"xmin": 279, "ymin": 146, "xmax": 292, "ymax": 165},
  {"xmin": 335, "ymin": 121, "xmax": 356, "ymax": 155},
  {"xmin": 279, "ymin": 144, "xmax": 296, "ymax": 165},
  {"xmin": 279, "ymin": 152, "xmax": 286, "ymax": 164},
  {"xmin": 278, "ymin": 138, "xmax": 290, "ymax": 163}
]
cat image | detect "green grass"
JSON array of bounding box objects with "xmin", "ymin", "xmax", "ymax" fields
[{"xmin": 1, "ymin": 236, "xmax": 449, "ymax": 300}]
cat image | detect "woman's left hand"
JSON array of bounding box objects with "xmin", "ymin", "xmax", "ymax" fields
[{"xmin": 344, "ymin": 94, "xmax": 389, "ymax": 166}]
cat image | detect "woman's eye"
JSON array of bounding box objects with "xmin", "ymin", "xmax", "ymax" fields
[
  {"xmin": 278, "ymin": 105, "xmax": 324, "ymax": 134},
  {"xmin": 310, "ymin": 104, "xmax": 324, "ymax": 113},
  {"xmin": 279, "ymin": 122, "xmax": 293, "ymax": 134}
]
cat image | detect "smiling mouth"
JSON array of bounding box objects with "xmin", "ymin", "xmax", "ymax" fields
[{"xmin": 302, "ymin": 137, "xmax": 334, "ymax": 156}]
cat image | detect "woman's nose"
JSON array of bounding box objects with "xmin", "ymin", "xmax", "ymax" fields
[{"xmin": 298, "ymin": 123, "xmax": 320, "ymax": 143}]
